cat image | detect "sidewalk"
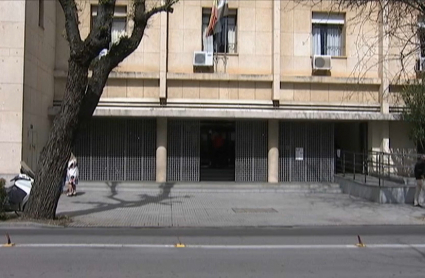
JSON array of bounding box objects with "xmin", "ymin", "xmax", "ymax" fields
[{"xmin": 53, "ymin": 182, "xmax": 425, "ymax": 227}]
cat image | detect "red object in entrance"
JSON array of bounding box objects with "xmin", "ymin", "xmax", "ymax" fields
[{"xmin": 213, "ymin": 134, "xmax": 224, "ymax": 149}]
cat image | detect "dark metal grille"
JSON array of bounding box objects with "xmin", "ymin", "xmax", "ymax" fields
[
  {"xmin": 74, "ymin": 122, "xmax": 92, "ymax": 181},
  {"xmin": 73, "ymin": 118, "xmax": 156, "ymax": 181},
  {"xmin": 280, "ymin": 122, "xmax": 291, "ymax": 182},
  {"xmin": 235, "ymin": 120, "xmax": 268, "ymax": 182},
  {"xmin": 167, "ymin": 119, "xmax": 200, "ymax": 182},
  {"xmin": 279, "ymin": 121, "xmax": 334, "ymax": 182},
  {"xmin": 125, "ymin": 119, "xmax": 156, "ymax": 181},
  {"xmin": 321, "ymin": 123, "xmax": 335, "ymax": 182},
  {"xmin": 291, "ymin": 122, "xmax": 306, "ymax": 182},
  {"xmin": 306, "ymin": 123, "xmax": 321, "ymax": 182},
  {"xmin": 91, "ymin": 119, "xmax": 108, "ymax": 180},
  {"xmin": 109, "ymin": 119, "xmax": 125, "ymax": 181}
]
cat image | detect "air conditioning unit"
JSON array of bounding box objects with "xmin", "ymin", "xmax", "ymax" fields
[
  {"xmin": 312, "ymin": 55, "xmax": 332, "ymax": 71},
  {"xmin": 415, "ymin": 57, "xmax": 425, "ymax": 72},
  {"xmin": 193, "ymin": 51, "xmax": 213, "ymax": 67}
]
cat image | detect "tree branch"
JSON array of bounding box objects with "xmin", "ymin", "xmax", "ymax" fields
[
  {"xmin": 58, "ymin": 0, "xmax": 82, "ymax": 55},
  {"xmin": 77, "ymin": 65, "xmax": 111, "ymax": 125},
  {"xmin": 81, "ymin": 0, "xmax": 117, "ymax": 66},
  {"xmin": 98, "ymin": 0, "xmax": 179, "ymax": 75},
  {"xmin": 77, "ymin": 0, "xmax": 179, "ymax": 124},
  {"xmin": 106, "ymin": 0, "xmax": 178, "ymax": 67},
  {"xmin": 145, "ymin": 0, "xmax": 178, "ymax": 20}
]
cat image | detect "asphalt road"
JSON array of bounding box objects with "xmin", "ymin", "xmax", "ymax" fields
[{"xmin": 1, "ymin": 226, "xmax": 425, "ymax": 277}]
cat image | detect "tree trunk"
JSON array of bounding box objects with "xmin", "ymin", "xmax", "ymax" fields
[{"xmin": 25, "ymin": 61, "xmax": 89, "ymax": 219}]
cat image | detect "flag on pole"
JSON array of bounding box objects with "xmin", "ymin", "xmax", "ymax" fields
[{"xmin": 205, "ymin": 0, "xmax": 228, "ymax": 37}]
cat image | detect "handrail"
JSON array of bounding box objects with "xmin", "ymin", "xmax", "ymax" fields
[{"xmin": 336, "ymin": 150, "xmax": 422, "ymax": 187}]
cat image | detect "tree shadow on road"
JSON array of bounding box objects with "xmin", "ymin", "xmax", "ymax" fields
[{"xmin": 56, "ymin": 182, "xmax": 190, "ymax": 218}]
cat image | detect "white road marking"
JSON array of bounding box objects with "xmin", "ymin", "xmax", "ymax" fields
[
  {"xmin": 3, "ymin": 243, "xmax": 425, "ymax": 249},
  {"xmin": 4, "ymin": 244, "xmax": 175, "ymax": 248}
]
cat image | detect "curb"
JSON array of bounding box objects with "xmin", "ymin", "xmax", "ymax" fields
[
  {"xmin": 62, "ymin": 222, "xmax": 425, "ymax": 228},
  {"xmin": 76, "ymin": 187, "xmax": 343, "ymax": 194},
  {"xmin": 0, "ymin": 222, "xmax": 65, "ymax": 229}
]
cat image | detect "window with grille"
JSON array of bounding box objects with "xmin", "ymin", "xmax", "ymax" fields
[
  {"xmin": 418, "ymin": 17, "xmax": 425, "ymax": 58},
  {"xmin": 202, "ymin": 8, "xmax": 237, "ymax": 54},
  {"xmin": 419, "ymin": 29, "xmax": 425, "ymax": 58},
  {"xmin": 91, "ymin": 5, "xmax": 127, "ymax": 46},
  {"xmin": 417, "ymin": 17, "xmax": 425, "ymax": 71},
  {"xmin": 312, "ymin": 12, "xmax": 345, "ymax": 56}
]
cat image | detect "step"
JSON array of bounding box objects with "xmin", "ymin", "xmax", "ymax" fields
[{"xmin": 76, "ymin": 182, "xmax": 343, "ymax": 194}]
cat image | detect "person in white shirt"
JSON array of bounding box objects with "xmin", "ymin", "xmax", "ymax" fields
[{"xmin": 66, "ymin": 160, "xmax": 79, "ymax": 197}]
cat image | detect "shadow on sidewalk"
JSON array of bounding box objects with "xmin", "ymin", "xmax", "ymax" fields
[{"xmin": 57, "ymin": 181, "xmax": 189, "ymax": 218}]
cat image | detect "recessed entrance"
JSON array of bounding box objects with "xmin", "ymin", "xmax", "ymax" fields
[{"xmin": 200, "ymin": 120, "xmax": 235, "ymax": 181}]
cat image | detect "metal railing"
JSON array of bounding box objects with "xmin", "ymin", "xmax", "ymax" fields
[{"xmin": 336, "ymin": 150, "xmax": 421, "ymax": 187}]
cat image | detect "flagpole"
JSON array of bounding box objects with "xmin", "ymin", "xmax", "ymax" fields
[
  {"xmin": 214, "ymin": 0, "xmax": 218, "ymax": 72},
  {"xmin": 224, "ymin": 12, "xmax": 228, "ymax": 73}
]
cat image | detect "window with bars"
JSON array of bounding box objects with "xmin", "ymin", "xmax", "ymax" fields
[
  {"xmin": 417, "ymin": 17, "xmax": 425, "ymax": 71},
  {"xmin": 418, "ymin": 17, "xmax": 425, "ymax": 58},
  {"xmin": 202, "ymin": 8, "xmax": 237, "ymax": 54},
  {"xmin": 419, "ymin": 28, "xmax": 425, "ymax": 58},
  {"xmin": 312, "ymin": 12, "xmax": 345, "ymax": 57},
  {"xmin": 91, "ymin": 5, "xmax": 127, "ymax": 46},
  {"xmin": 418, "ymin": 16, "xmax": 425, "ymax": 57}
]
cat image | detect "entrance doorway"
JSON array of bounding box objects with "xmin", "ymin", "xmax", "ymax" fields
[
  {"xmin": 200, "ymin": 120, "xmax": 235, "ymax": 181},
  {"xmin": 334, "ymin": 121, "xmax": 368, "ymax": 174}
]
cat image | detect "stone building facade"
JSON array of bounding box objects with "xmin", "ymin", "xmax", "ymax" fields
[{"xmin": 0, "ymin": 0, "xmax": 417, "ymax": 182}]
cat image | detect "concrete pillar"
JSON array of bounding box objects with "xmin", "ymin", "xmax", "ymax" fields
[
  {"xmin": 156, "ymin": 118, "xmax": 167, "ymax": 182},
  {"xmin": 268, "ymin": 120, "xmax": 279, "ymax": 183},
  {"xmin": 159, "ymin": 9, "xmax": 168, "ymax": 100},
  {"xmin": 368, "ymin": 121, "xmax": 390, "ymax": 173},
  {"xmin": 378, "ymin": 0, "xmax": 389, "ymax": 114},
  {"xmin": 272, "ymin": 0, "xmax": 281, "ymax": 101},
  {"xmin": 368, "ymin": 121, "xmax": 390, "ymax": 153}
]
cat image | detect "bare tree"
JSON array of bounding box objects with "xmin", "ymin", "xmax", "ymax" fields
[
  {"xmin": 24, "ymin": 0, "xmax": 178, "ymax": 220},
  {"xmin": 290, "ymin": 0, "xmax": 424, "ymax": 81},
  {"xmin": 290, "ymin": 1, "xmax": 425, "ymax": 150},
  {"xmin": 286, "ymin": 0, "xmax": 425, "ymax": 130},
  {"xmin": 329, "ymin": 0, "xmax": 425, "ymax": 149}
]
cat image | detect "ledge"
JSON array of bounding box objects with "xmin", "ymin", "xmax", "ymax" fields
[
  {"xmin": 52, "ymin": 98, "xmax": 381, "ymax": 110},
  {"xmin": 54, "ymin": 70, "xmax": 160, "ymax": 79},
  {"xmin": 389, "ymin": 77, "xmax": 419, "ymax": 86},
  {"xmin": 108, "ymin": 71, "xmax": 160, "ymax": 79},
  {"xmin": 281, "ymin": 75, "xmax": 381, "ymax": 85},
  {"xmin": 48, "ymin": 102, "xmax": 400, "ymax": 121},
  {"xmin": 54, "ymin": 69, "xmax": 381, "ymax": 85},
  {"xmin": 389, "ymin": 105, "xmax": 406, "ymax": 113},
  {"xmin": 166, "ymin": 72, "xmax": 273, "ymax": 82},
  {"xmin": 91, "ymin": 108, "xmax": 400, "ymax": 120}
]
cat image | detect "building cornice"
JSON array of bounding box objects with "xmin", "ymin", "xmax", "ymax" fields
[
  {"xmin": 53, "ymin": 70, "xmax": 160, "ymax": 80},
  {"xmin": 90, "ymin": 107, "xmax": 400, "ymax": 121},
  {"xmin": 166, "ymin": 72, "xmax": 273, "ymax": 82},
  {"xmin": 280, "ymin": 75, "xmax": 381, "ymax": 85},
  {"xmin": 53, "ymin": 70, "xmax": 381, "ymax": 85},
  {"xmin": 48, "ymin": 98, "xmax": 399, "ymax": 121}
]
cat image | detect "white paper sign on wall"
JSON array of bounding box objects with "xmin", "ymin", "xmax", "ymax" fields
[{"xmin": 295, "ymin": 147, "xmax": 303, "ymax": 161}]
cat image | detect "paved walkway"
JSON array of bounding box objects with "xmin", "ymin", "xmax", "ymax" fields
[{"xmin": 53, "ymin": 182, "xmax": 425, "ymax": 227}]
